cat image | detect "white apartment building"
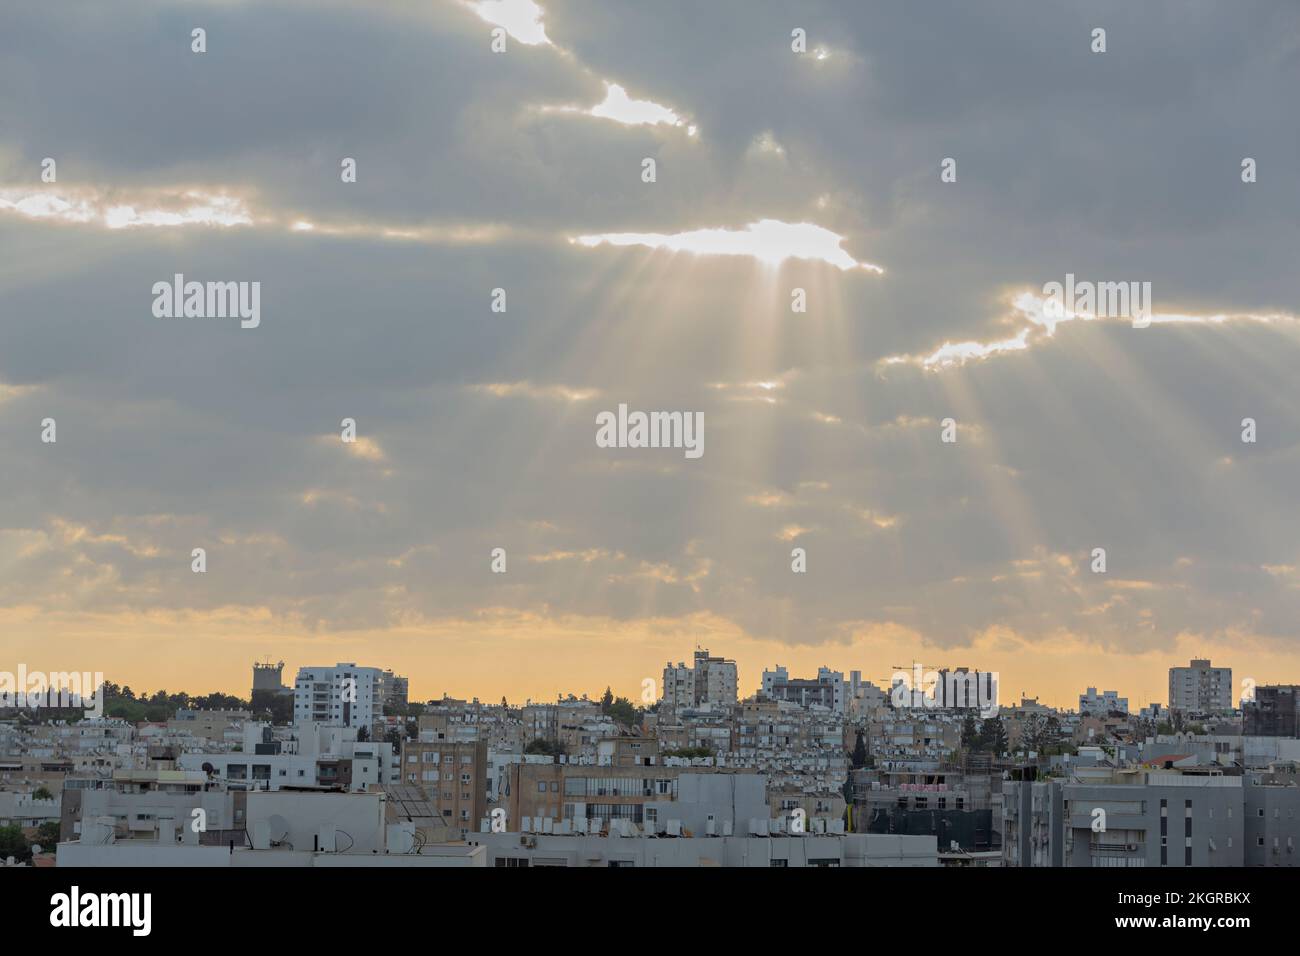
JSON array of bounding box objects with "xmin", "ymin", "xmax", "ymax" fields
[
  {"xmin": 1079, "ymin": 687, "xmax": 1129, "ymax": 715},
  {"xmin": 849, "ymin": 672, "xmax": 889, "ymax": 717},
  {"xmin": 177, "ymin": 722, "xmax": 396, "ymax": 791},
  {"xmin": 294, "ymin": 663, "xmax": 383, "ymax": 729},
  {"xmin": 1168, "ymin": 659, "xmax": 1232, "ymax": 714},
  {"xmin": 760, "ymin": 666, "xmax": 848, "ymax": 714}
]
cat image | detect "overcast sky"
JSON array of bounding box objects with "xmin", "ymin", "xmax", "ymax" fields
[{"xmin": 2, "ymin": 0, "xmax": 1299, "ymax": 707}]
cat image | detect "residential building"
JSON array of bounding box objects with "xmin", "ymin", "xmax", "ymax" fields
[
  {"xmin": 1168, "ymin": 659, "xmax": 1232, "ymax": 715},
  {"xmin": 761, "ymin": 666, "xmax": 846, "ymax": 714},
  {"xmin": 1243, "ymin": 685, "xmax": 1300, "ymax": 737},
  {"xmin": 1079, "ymin": 687, "xmax": 1129, "ymax": 715},
  {"xmin": 662, "ymin": 649, "xmax": 738, "ymax": 713},
  {"xmin": 293, "ymin": 663, "xmax": 383, "ymax": 729},
  {"xmin": 401, "ymin": 738, "xmax": 487, "ymax": 836}
]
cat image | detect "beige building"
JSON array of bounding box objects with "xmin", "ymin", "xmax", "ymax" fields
[
  {"xmin": 401, "ymin": 739, "xmax": 487, "ymax": 834},
  {"xmin": 662, "ymin": 649, "xmax": 738, "ymax": 713}
]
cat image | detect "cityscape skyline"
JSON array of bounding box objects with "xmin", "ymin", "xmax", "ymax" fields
[{"xmin": 12, "ymin": 644, "xmax": 1272, "ymax": 715}]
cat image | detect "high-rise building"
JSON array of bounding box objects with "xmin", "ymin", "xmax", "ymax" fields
[
  {"xmin": 1168, "ymin": 659, "xmax": 1232, "ymax": 714},
  {"xmin": 379, "ymin": 669, "xmax": 409, "ymax": 710},
  {"xmin": 293, "ymin": 663, "xmax": 383, "ymax": 729},
  {"xmin": 661, "ymin": 649, "xmax": 737, "ymax": 712}
]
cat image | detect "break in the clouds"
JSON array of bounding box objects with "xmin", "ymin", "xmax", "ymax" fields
[{"xmin": 2, "ymin": 0, "xmax": 1300, "ymax": 703}]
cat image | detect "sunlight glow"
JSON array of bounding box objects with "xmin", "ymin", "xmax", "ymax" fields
[
  {"xmin": 574, "ymin": 219, "xmax": 882, "ymax": 272},
  {"xmin": 589, "ymin": 83, "xmax": 682, "ymax": 127},
  {"xmin": 472, "ymin": 382, "xmax": 599, "ymax": 403},
  {"xmin": 1, "ymin": 188, "xmax": 252, "ymax": 229},
  {"xmin": 462, "ymin": 0, "xmax": 550, "ymax": 46},
  {"xmin": 881, "ymin": 291, "xmax": 1300, "ymax": 371},
  {"xmin": 542, "ymin": 82, "xmax": 690, "ymax": 131}
]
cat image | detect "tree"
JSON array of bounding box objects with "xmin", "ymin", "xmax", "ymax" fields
[
  {"xmin": 851, "ymin": 731, "xmax": 868, "ymax": 769},
  {"xmin": 979, "ymin": 716, "xmax": 1008, "ymax": 755},
  {"xmin": 662, "ymin": 746, "xmax": 713, "ymax": 759},
  {"xmin": 356, "ymin": 725, "xmax": 370, "ymax": 742},
  {"xmin": 524, "ymin": 738, "xmax": 565, "ymax": 757},
  {"xmin": 607, "ymin": 696, "xmax": 639, "ymax": 727},
  {"xmin": 960, "ymin": 714, "xmax": 980, "ymax": 751},
  {"xmin": 251, "ymin": 690, "xmax": 293, "ymax": 725},
  {"xmin": 35, "ymin": 821, "xmax": 61, "ymax": 848},
  {"xmin": 0, "ymin": 825, "xmax": 30, "ymax": 864},
  {"xmin": 1020, "ymin": 713, "xmax": 1062, "ymax": 755},
  {"xmin": 33, "ymin": 786, "xmax": 53, "ymax": 801},
  {"xmin": 600, "ymin": 687, "xmax": 614, "ymax": 714}
]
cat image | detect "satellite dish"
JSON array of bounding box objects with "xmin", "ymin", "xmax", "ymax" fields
[{"xmin": 268, "ymin": 814, "xmax": 290, "ymax": 844}]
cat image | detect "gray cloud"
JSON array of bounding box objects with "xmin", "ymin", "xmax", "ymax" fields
[{"xmin": 2, "ymin": 0, "xmax": 1299, "ymax": 671}]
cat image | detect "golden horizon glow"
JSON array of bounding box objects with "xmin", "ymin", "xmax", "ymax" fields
[{"xmin": 3, "ymin": 604, "xmax": 1285, "ymax": 712}]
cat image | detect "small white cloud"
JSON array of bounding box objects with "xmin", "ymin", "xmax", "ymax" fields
[{"xmin": 542, "ymin": 82, "xmax": 690, "ymax": 131}]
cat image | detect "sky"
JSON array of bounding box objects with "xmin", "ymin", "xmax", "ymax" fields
[{"xmin": 2, "ymin": 0, "xmax": 1299, "ymax": 709}]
